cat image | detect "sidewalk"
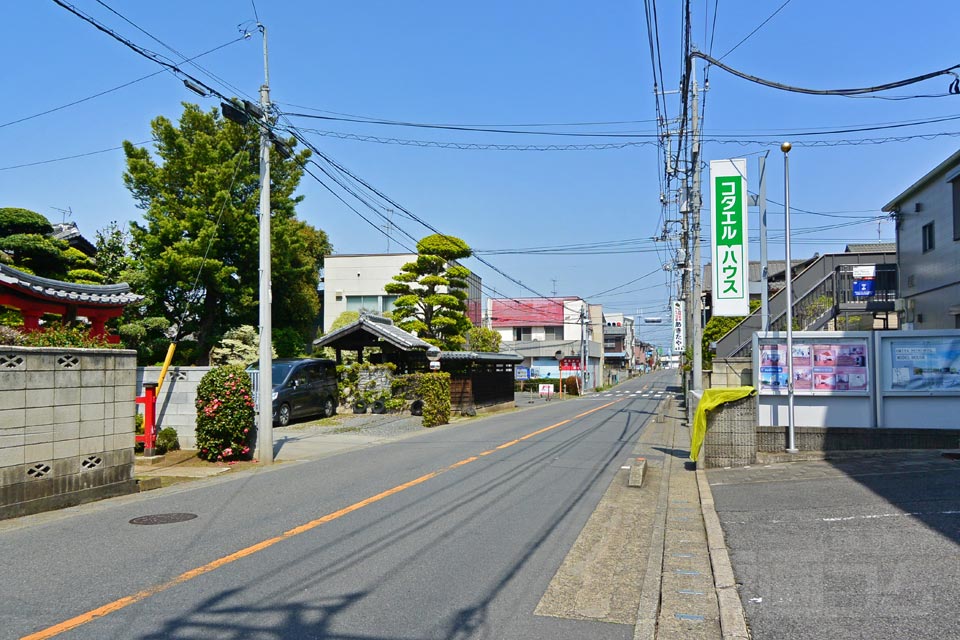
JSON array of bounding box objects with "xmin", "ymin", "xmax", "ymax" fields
[{"xmin": 632, "ymin": 393, "xmax": 748, "ymax": 640}]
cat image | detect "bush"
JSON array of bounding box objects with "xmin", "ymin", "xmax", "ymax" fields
[
  {"xmin": 515, "ymin": 377, "xmax": 559, "ymax": 392},
  {"xmin": 273, "ymin": 327, "xmax": 306, "ymax": 358},
  {"xmin": 393, "ymin": 372, "xmax": 451, "ymax": 427},
  {"xmin": 564, "ymin": 375, "xmax": 581, "ymax": 396},
  {"xmin": 155, "ymin": 427, "xmax": 180, "ymax": 454},
  {"xmin": 195, "ymin": 365, "xmax": 255, "ymax": 461},
  {"xmin": 14, "ymin": 322, "xmax": 120, "ymax": 349},
  {"xmin": 0, "ymin": 325, "xmax": 25, "ymax": 346}
]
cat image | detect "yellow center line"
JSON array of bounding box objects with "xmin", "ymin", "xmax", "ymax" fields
[{"xmin": 23, "ymin": 397, "xmax": 623, "ymax": 640}]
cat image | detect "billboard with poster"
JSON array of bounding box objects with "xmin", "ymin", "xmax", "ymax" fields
[{"xmin": 757, "ymin": 338, "xmax": 869, "ymax": 394}]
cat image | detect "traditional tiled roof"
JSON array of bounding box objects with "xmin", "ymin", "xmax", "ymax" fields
[
  {"xmin": 0, "ymin": 263, "xmax": 142, "ymax": 306},
  {"xmin": 439, "ymin": 350, "xmax": 523, "ymax": 363},
  {"xmin": 313, "ymin": 314, "xmax": 433, "ymax": 350},
  {"xmin": 844, "ymin": 242, "xmax": 895, "ymax": 253}
]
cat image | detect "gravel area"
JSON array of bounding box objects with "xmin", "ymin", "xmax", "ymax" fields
[{"xmin": 279, "ymin": 411, "xmax": 426, "ymax": 440}]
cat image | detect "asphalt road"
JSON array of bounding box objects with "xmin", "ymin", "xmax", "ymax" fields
[
  {"xmin": 708, "ymin": 451, "xmax": 960, "ymax": 640},
  {"xmin": 1, "ymin": 371, "xmax": 676, "ymax": 640}
]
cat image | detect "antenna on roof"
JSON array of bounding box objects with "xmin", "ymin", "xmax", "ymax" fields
[{"xmin": 51, "ymin": 206, "xmax": 73, "ymax": 224}]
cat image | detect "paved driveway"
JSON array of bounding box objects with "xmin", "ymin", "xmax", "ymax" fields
[{"xmin": 707, "ymin": 451, "xmax": 960, "ymax": 640}]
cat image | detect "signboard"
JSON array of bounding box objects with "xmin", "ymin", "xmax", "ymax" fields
[
  {"xmin": 560, "ymin": 357, "xmax": 581, "ymax": 371},
  {"xmin": 710, "ymin": 159, "xmax": 749, "ymax": 316},
  {"xmin": 852, "ymin": 265, "xmax": 876, "ymax": 298},
  {"xmin": 758, "ymin": 340, "xmax": 869, "ymax": 393},
  {"xmin": 886, "ymin": 337, "xmax": 960, "ymax": 391},
  {"xmin": 672, "ymin": 300, "xmax": 685, "ymax": 354},
  {"xmin": 852, "ymin": 279, "xmax": 875, "ymax": 298},
  {"xmin": 514, "ymin": 366, "xmax": 530, "ymax": 381},
  {"xmin": 539, "ymin": 383, "xmax": 554, "ymax": 399}
]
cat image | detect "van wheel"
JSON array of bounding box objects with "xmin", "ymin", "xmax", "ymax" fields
[
  {"xmin": 322, "ymin": 397, "xmax": 336, "ymax": 418},
  {"xmin": 277, "ymin": 403, "xmax": 291, "ymax": 427}
]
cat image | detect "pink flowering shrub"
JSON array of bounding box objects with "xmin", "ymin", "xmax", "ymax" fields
[{"xmin": 195, "ymin": 365, "xmax": 255, "ymax": 461}]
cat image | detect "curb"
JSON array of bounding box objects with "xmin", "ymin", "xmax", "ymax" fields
[{"xmin": 696, "ymin": 466, "xmax": 750, "ymax": 640}]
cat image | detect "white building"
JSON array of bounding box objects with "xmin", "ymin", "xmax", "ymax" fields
[
  {"xmin": 882, "ymin": 148, "xmax": 960, "ymax": 329},
  {"xmin": 322, "ymin": 253, "xmax": 482, "ymax": 332}
]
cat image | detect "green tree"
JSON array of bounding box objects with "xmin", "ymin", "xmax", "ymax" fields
[
  {"xmin": 0, "ymin": 207, "xmax": 107, "ymax": 286},
  {"xmin": 384, "ymin": 234, "xmax": 473, "ymax": 350},
  {"xmin": 94, "ymin": 221, "xmax": 132, "ymax": 284},
  {"xmin": 0, "ymin": 208, "xmax": 69, "ymax": 277},
  {"xmin": 702, "ymin": 299, "xmax": 762, "ymax": 367},
  {"xmin": 468, "ymin": 326, "xmax": 502, "ymax": 352},
  {"xmin": 122, "ymin": 103, "xmax": 331, "ymax": 363}
]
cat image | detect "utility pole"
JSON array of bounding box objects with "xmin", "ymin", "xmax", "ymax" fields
[
  {"xmin": 759, "ymin": 153, "xmax": 770, "ymax": 331},
  {"xmin": 690, "ymin": 56, "xmax": 703, "ymax": 393},
  {"xmin": 256, "ymin": 22, "xmax": 274, "ymax": 465},
  {"xmin": 580, "ymin": 307, "xmax": 588, "ymax": 392}
]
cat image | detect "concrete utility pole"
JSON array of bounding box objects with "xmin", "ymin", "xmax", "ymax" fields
[
  {"xmin": 690, "ymin": 57, "xmax": 703, "ymax": 393},
  {"xmin": 256, "ymin": 23, "xmax": 274, "ymax": 464}
]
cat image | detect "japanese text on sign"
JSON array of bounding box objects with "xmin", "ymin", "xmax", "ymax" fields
[{"xmin": 710, "ymin": 159, "xmax": 749, "ymax": 316}]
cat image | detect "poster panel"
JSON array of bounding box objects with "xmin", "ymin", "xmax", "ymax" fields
[
  {"xmin": 758, "ymin": 339, "xmax": 869, "ymax": 394},
  {"xmin": 886, "ymin": 337, "xmax": 960, "ymax": 392}
]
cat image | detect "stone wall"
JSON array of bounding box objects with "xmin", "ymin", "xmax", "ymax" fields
[
  {"xmin": 702, "ymin": 395, "xmax": 757, "ymax": 468},
  {"xmin": 137, "ymin": 366, "xmax": 212, "ymax": 450},
  {"xmin": 757, "ymin": 426, "xmax": 960, "ymax": 452},
  {"xmin": 0, "ymin": 347, "xmax": 139, "ymax": 520},
  {"xmin": 707, "ymin": 357, "xmax": 752, "ymax": 388}
]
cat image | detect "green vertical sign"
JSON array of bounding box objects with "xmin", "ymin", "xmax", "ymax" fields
[{"xmin": 710, "ymin": 159, "xmax": 749, "ymax": 316}]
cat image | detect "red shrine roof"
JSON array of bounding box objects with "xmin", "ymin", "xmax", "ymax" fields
[{"xmin": 0, "ymin": 264, "xmax": 143, "ymax": 306}]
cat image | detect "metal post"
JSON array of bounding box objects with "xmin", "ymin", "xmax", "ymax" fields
[
  {"xmin": 759, "ymin": 152, "xmax": 770, "ymax": 331},
  {"xmin": 580, "ymin": 308, "xmax": 587, "ymax": 392},
  {"xmin": 782, "ymin": 142, "xmax": 798, "ymax": 454},
  {"xmin": 690, "ymin": 59, "xmax": 703, "ymax": 393},
  {"xmin": 256, "ymin": 24, "xmax": 274, "ymax": 464}
]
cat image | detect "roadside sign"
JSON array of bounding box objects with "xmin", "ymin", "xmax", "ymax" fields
[
  {"xmin": 515, "ymin": 366, "xmax": 530, "ymax": 380},
  {"xmin": 710, "ymin": 158, "xmax": 749, "ymax": 316},
  {"xmin": 539, "ymin": 383, "xmax": 554, "ymax": 399}
]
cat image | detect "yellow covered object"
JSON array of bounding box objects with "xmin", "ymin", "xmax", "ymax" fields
[{"xmin": 690, "ymin": 386, "xmax": 756, "ymax": 462}]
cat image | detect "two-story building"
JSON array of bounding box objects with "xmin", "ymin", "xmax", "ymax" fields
[
  {"xmin": 602, "ymin": 312, "xmax": 635, "ymax": 384},
  {"xmin": 487, "ymin": 296, "xmax": 603, "ymax": 389},
  {"xmin": 882, "ymin": 148, "xmax": 960, "ymax": 329},
  {"xmin": 322, "ymin": 253, "xmax": 482, "ymax": 332}
]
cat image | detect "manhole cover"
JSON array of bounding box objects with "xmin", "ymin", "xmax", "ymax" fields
[{"xmin": 129, "ymin": 513, "xmax": 198, "ymax": 525}]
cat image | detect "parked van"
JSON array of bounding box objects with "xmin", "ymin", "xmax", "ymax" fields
[{"xmin": 267, "ymin": 358, "xmax": 339, "ymax": 426}]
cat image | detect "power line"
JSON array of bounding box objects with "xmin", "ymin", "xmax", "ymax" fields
[
  {"xmin": 717, "ymin": 0, "xmax": 792, "ymax": 60},
  {"xmin": 0, "ymin": 35, "xmax": 248, "ymax": 131},
  {"xmin": 691, "ymin": 50, "xmax": 960, "ymax": 96},
  {"xmin": 0, "ymin": 140, "xmax": 154, "ymax": 171}
]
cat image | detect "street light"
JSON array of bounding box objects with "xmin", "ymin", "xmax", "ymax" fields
[
  {"xmin": 426, "ymin": 345, "xmax": 441, "ymax": 371},
  {"xmin": 782, "ymin": 141, "xmax": 798, "ymax": 454}
]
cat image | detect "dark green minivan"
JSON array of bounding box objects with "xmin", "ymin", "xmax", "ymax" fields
[{"xmin": 268, "ymin": 358, "xmax": 339, "ymax": 426}]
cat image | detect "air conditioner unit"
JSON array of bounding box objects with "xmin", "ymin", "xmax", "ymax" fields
[{"xmin": 894, "ymin": 298, "xmax": 906, "ymax": 312}]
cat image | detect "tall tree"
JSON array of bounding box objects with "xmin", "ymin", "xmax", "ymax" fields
[
  {"xmin": 122, "ymin": 103, "xmax": 331, "ymax": 363},
  {"xmin": 384, "ymin": 234, "xmax": 473, "ymax": 350}
]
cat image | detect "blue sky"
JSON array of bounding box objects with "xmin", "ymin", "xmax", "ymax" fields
[{"xmin": 4, "ymin": 1, "xmax": 960, "ymax": 349}]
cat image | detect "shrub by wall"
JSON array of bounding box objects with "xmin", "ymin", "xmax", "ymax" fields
[
  {"xmin": 195, "ymin": 365, "xmax": 255, "ymax": 461},
  {"xmin": 393, "ymin": 372, "xmax": 451, "ymax": 427}
]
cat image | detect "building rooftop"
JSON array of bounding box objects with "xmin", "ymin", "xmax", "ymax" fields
[{"xmin": 0, "ymin": 263, "xmax": 142, "ymax": 306}]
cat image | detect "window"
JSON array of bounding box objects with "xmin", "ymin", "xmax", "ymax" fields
[
  {"xmin": 543, "ymin": 326, "xmax": 562, "ymax": 340},
  {"xmin": 953, "ymin": 178, "xmax": 960, "ymax": 241},
  {"xmin": 922, "ymin": 222, "xmax": 935, "ymax": 253},
  {"xmin": 345, "ymin": 295, "xmax": 380, "ymax": 312},
  {"xmin": 513, "ymin": 327, "xmax": 532, "ymax": 341}
]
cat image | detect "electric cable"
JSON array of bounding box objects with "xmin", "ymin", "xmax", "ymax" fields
[{"xmin": 691, "ymin": 50, "xmax": 960, "ymax": 96}]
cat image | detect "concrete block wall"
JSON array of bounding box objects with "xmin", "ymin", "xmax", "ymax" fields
[
  {"xmin": 137, "ymin": 366, "xmax": 212, "ymax": 450},
  {"xmin": 0, "ymin": 347, "xmax": 139, "ymax": 520}
]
